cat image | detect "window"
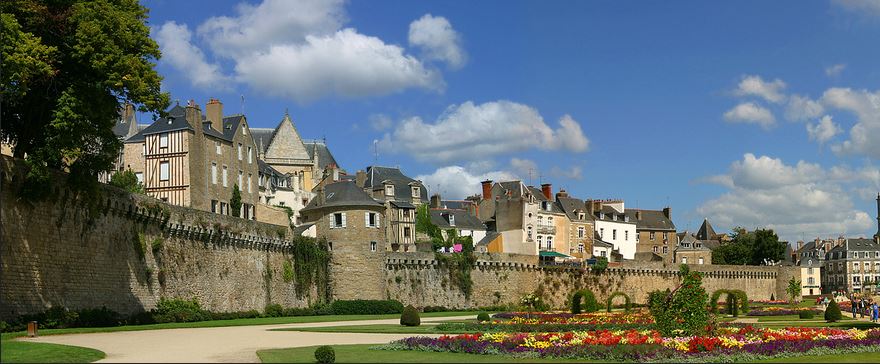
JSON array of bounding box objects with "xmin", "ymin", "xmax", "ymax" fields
[
  {"xmin": 537, "ymin": 236, "xmax": 543, "ymax": 249},
  {"xmin": 808, "ymin": 277, "xmax": 815, "ymax": 285},
  {"xmin": 215, "ymin": 141, "xmax": 221, "ymax": 155},
  {"xmin": 599, "ymin": 228, "xmax": 604, "ymax": 238},
  {"xmin": 222, "ymin": 166, "xmax": 228, "ymax": 187},
  {"xmin": 135, "ymin": 172, "xmax": 143, "ymax": 184},
  {"xmin": 663, "ymin": 232, "xmax": 668, "ymax": 241},
  {"xmin": 578, "ymin": 213, "xmax": 585, "ymax": 220},
  {"xmin": 698, "ymin": 257, "xmax": 704, "ymax": 265},
  {"xmin": 211, "ymin": 163, "xmax": 217, "ymax": 184},
  {"xmin": 211, "ymin": 200, "xmax": 218, "ymax": 213},
  {"xmin": 220, "ymin": 202, "xmax": 227, "ymax": 215},
  {"xmin": 248, "ymin": 147, "xmax": 253, "ymax": 163},
  {"xmin": 650, "ymin": 232, "xmax": 655, "ymax": 240},
  {"xmin": 159, "ymin": 161, "xmax": 169, "ymax": 181},
  {"xmin": 600, "ymin": 250, "xmax": 607, "ymax": 257},
  {"xmin": 578, "ymin": 243, "xmax": 584, "ymax": 253},
  {"xmin": 612, "ymin": 229, "xmax": 617, "ymax": 240},
  {"xmin": 449, "ymin": 214, "xmax": 455, "ymax": 226},
  {"xmin": 238, "ymin": 171, "xmax": 243, "ymax": 189},
  {"xmin": 578, "ymin": 227, "xmax": 585, "ymax": 238},
  {"xmin": 247, "ymin": 174, "xmax": 252, "ymax": 193},
  {"xmin": 142, "ymin": 144, "xmax": 146, "ymax": 156},
  {"xmin": 653, "ymin": 246, "xmax": 658, "ymax": 253},
  {"xmin": 682, "ymin": 257, "xmax": 688, "ymax": 264},
  {"xmin": 331, "ymin": 213, "xmax": 345, "ymax": 228},
  {"xmin": 411, "ymin": 186, "xmax": 420, "ymax": 198},
  {"xmin": 663, "ymin": 246, "xmax": 668, "ymax": 254},
  {"xmin": 403, "ymin": 227, "xmax": 412, "ymax": 240},
  {"xmin": 636, "ymin": 232, "xmax": 640, "ymax": 242},
  {"xmin": 385, "ymin": 185, "xmax": 394, "ymax": 196},
  {"xmin": 238, "ymin": 143, "xmax": 242, "ymax": 160},
  {"xmin": 328, "ymin": 242, "xmax": 333, "ymax": 251},
  {"xmin": 625, "ymin": 230, "xmax": 628, "ymax": 241},
  {"xmin": 537, "ymin": 216, "xmax": 543, "ymax": 225},
  {"xmin": 546, "ymin": 236, "xmax": 553, "ymax": 250},
  {"xmin": 365, "ymin": 212, "xmax": 379, "ymax": 227},
  {"xmin": 159, "ymin": 133, "xmax": 168, "ymax": 148},
  {"xmin": 527, "ymin": 226, "xmax": 533, "ymax": 240},
  {"xmin": 370, "ymin": 241, "xmax": 377, "ymax": 252}
]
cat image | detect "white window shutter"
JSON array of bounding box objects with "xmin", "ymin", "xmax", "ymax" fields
[
  {"xmin": 341, "ymin": 213, "xmax": 347, "ymax": 227},
  {"xmin": 329, "ymin": 214, "xmax": 335, "ymax": 228},
  {"xmin": 365, "ymin": 212, "xmax": 370, "ymax": 227},
  {"xmin": 376, "ymin": 214, "xmax": 381, "ymax": 228}
]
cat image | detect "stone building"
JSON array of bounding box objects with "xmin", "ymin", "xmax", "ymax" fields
[
  {"xmin": 530, "ymin": 184, "xmax": 571, "ymax": 259},
  {"xmin": 626, "ymin": 207, "xmax": 676, "ymax": 262},
  {"xmin": 555, "ymin": 190, "xmax": 594, "ymax": 259},
  {"xmin": 428, "ymin": 194, "xmax": 487, "ymax": 246},
  {"xmin": 823, "ymin": 238, "xmax": 880, "ymax": 294},
  {"xmin": 476, "ymin": 180, "xmax": 540, "ymax": 255},
  {"xmin": 587, "ymin": 199, "xmax": 637, "ymax": 260},
  {"xmin": 673, "ymin": 232, "xmax": 712, "ymax": 265},
  {"xmin": 356, "ymin": 166, "xmax": 426, "ymax": 252}
]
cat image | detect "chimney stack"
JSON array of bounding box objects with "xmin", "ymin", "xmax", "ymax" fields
[
  {"xmin": 555, "ymin": 189, "xmax": 569, "ymax": 200},
  {"xmin": 184, "ymin": 100, "xmax": 202, "ymax": 131},
  {"xmin": 663, "ymin": 207, "xmax": 671, "ymax": 219},
  {"xmin": 635, "ymin": 210, "xmax": 642, "ymax": 221},
  {"xmin": 541, "ymin": 183, "xmax": 552, "ymax": 200},
  {"xmin": 430, "ymin": 194, "xmax": 442, "ymax": 208},
  {"xmin": 123, "ymin": 103, "xmax": 135, "ymax": 121},
  {"xmin": 355, "ymin": 170, "xmax": 367, "ymax": 187},
  {"xmin": 206, "ymin": 98, "xmax": 223, "ymax": 132},
  {"xmin": 481, "ymin": 180, "xmax": 493, "ymax": 200}
]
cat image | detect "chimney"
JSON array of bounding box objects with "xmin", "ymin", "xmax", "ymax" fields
[
  {"xmin": 317, "ymin": 185, "xmax": 325, "ymax": 205},
  {"xmin": 430, "ymin": 194, "xmax": 442, "ymax": 208},
  {"xmin": 206, "ymin": 98, "xmax": 223, "ymax": 132},
  {"xmin": 355, "ymin": 170, "xmax": 367, "ymax": 187},
  {"xmin": 481, "ymin": 180, "xmax": 493, "ymax": 200},
  {"xmin": 541, "ymin": 183, "xmax": 552, "ymax": 200},
  {"xmin": 663, "ymin": 207, "xmax": 671, "ymax": 219},
  {"xmin": 635, "ymin": 210, "xmax": 642, "ymax": 221},
  {"xmin": 555, "ymin": 189, "xmax": 569, "ymax": 200},
  {"xmin": 184, "ymin": 100, "xmax": 202, "ymax": 131},
  {"xmin": 123, "ymin": 103, "xmax": 135, "ymax": 121}
]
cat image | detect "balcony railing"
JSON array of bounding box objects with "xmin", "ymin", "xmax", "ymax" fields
[{"xmin": 536, "ymin": 224, "xmax": 556, "ymax": 234}]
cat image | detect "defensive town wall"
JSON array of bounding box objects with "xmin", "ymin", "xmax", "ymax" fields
[
  {"xmin": 1, "ymin": 155, "xmax": 799, "ymax": 319},
  {"xmin": 0, "ymin": 156, "xmax": 319, "ymax": 321}
]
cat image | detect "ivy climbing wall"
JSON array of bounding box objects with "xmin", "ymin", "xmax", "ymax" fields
[{"xmin": 0, "ymin": 156, "xmax": 320, "ymax": 320}]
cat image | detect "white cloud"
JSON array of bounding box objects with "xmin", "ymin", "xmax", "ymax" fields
[
  {"xmin": 153, "ymin": 22, "xmax": 230, "ymax": 88},
  {"xmin": 825, "ymin": 63, "xmax": 847, "ymax": 77},
  {"xmin": 806, "ymin": 115, "xmax": 842, "ymax": 144},
  {"xmin": 550, "ymin": 165, "xmax": 583, "ymax": 180},
  {"xmin": 822, "ymin": 87, "xmax": 880, "ymax": 158},
  {"xmin": 785, "ymin": 95, "xmax": 824, "ymax": 121},
  {"xmin": 416, "ymin": 166, "xmax": 515, "ymax": 200},
  {"xmin": 697, "ymin": 153, "xmax": 875, "ymax": 241},
  {"xmin": 154, "ymin": 0, "xmax": 453, "ymax": 103},
  {"xmin": 197, "ymin": 0, "xmax": 345, "ymax": 58},
  {"xmin": 509, "ymin": 158, "xmax": 538, "ymax": 178},
  {"xmin": 833, "ymin": 0, "xmax": 880, "ymax": 17},
  {"xmin": 381, "ymin": 100, "xmax": 590, "ymax": 164},
  {"xmin": 369, "ymin": 114, "xmax": 393, "ymax": 131},
  {"xmin": 734, "ymin": 75, "xmax": 787, "ymax": 103},
  {"xmin": 234, "ymin": 29, "xmax": 442, "ymax": 102},
  {"xmin": 408, "ymin": 14, "xmax": 466, "ymax": 69},
  {"xmin": 723, "ymin": 102, "xmax": 776, "ymax": 129}
]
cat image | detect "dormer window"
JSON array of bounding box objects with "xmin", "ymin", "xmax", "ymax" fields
[
  {"xmin": 624, "ymin": 215, "xmax": 629, "ymax": 222},
  {"xmin": 612, "ymin": 214, "xmax": 617, "ymax": 221},
  {"xmin": 578, "ymin": 212, "xmax": 585, "ymax": 220},
  {"xmin": 385, "ymin": 184, "xmax": 394, "ymax": 196},
  {"xmin": 599, "ymin": 212, "xmax": 605, "ymax": 219},
  {"xmin": 449, "ymin": 214, "xmax": 455, "ymax": 226},
  {"xmin": 411, "ymin": 186, "xmax": 420, "ymax": 198}
]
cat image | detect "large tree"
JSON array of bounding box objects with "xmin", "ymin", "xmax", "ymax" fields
[
  {"xmin": 712, "ymin": 227, "xmax": 786, "ymax": 265},
  {"xmin": 1, "ymin": 0, "xmax": 168, "ymax": 193}
]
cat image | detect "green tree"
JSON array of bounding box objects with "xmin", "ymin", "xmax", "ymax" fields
[
  {"xmin": 591, "ymin": 256, "xmax": 608, "ymax": 274},
  {"xmin": 787, "ymin": 276, "xmax": 802, "ymax": 304},
  {"xmin": 1, "ymin": 0, "xmax": 169, "ymax": 196},
  {"xmin": 109, "ymin": 169, "xmax": 144, "ymax": 194},
  {"xmin": 649, "ymin": 265, "xmax": 711, "ymax": 336},
  {"xmin": 230, "ymin": 184, "xmax": 242, "ymax": 217},
  {"xmin": 711, "ymin": 228, "xmax": 785, "ymax": 265},
  {"xmin": 752, "ymin": 229, "xmax": 785, "ymax": 265}
]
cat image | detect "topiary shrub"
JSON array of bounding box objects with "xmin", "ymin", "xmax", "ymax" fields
[
  {"xmin": 571, "ymin": 289, "xmax": 600, "ymax": 314},
  {"xmin": 314, "ymin": 345, "xmax": 335, "ymax": 364},
  {"xmin": 400, "ymin": 305, "xmax": 421, "ymax": 326},
  {"xmin": 649, "ymin": 267, "xmax": 710, "ymax": 337},
  {"xmin": 726, "ymin": 293, "xmax": 739, "ymax": 317},
  {"xmin": 606, "ymin": 292, "xmax": 632, "ymax": 313},
  {"xmin": 825, "ymin": 300, "xmax": 842, "ymax": 323},
  {"xmin": 477, "ymin": 312, "xmax": 490, "ymax": 322},
  {"xmin": 799, "ymin": 310, "xmax": 815, "ymax": 319},
  {"xmin": 153, "ymin": 298, "xmax": 209, "ymax": 323}
]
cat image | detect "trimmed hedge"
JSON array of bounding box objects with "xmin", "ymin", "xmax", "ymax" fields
[
  {"xmin": 710, "ymin": 289, "xmax": 748, "ymax": 314},
  {"xmin": 400, "ymin": 305, "xmax": 421, "ymax": 326},
  {"xmin": 571, "ymin": 289, "xmax": 600, "ymax": 314},
  {"xmin": 315, "ymin": 345, "xmax": 335, "ymax": 364},
  {"xmin": 477, "ymin": 312, "xmax": 491, "ymax": 322},
  {"xmin": 606, "ymin": 292, "xmax": 632, "ymax": 312},
  {"xmin": 329, "ymin": 300, "xmax": 404, "ymax": 315},
  {"xmin": 799, "ymin": 310, "xmax": 816, "ymax": 319},
  {"xmin": 825, "ymin": 300, "xmax": 842, "ymax": 322}
]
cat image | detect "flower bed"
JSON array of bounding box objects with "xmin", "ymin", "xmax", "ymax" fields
[
  {"xmin": 380, "ymin": 327, "xmax": 880, "ymax": 362},
  {"xmin": 746, "ymin": 307, "xmax": 822, "ymax": 317},
  {"xmin": 491, "ymin": 311, "xmax": 654, "ymax": 325},
  {"xmin": 749, "ymin": 299, "xmax": 789, "ymax": 305}
]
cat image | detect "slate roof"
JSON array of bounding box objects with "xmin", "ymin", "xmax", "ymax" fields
[
  {"xmin": 362, "ymin": 166, "xmax": 428, "ymax": 201},
  {"xmin": 675, "ymin": 233, "xmax": 712, "ymax": 251},
  {"xmin": 112, "ymin": 108, "xmax": 138, "ymax": 139},
  {"xmin": 844, "ymin": 238, "xmax": 880, "ymax": 251},
  {"xmin": 593, "ymin": 239, "xmax": 614, "ymax": 248},
  {"xmin": 593, "ymin": 206, "xmax": 635, "ymax": 224},
  {"xmin": 497, "ymin": 181, "xmax": 527, "ymax": 198},
  {"xmin": 438, "ymin": 200, "xmax": 473, "ymax": 210},
  {"xmin": 251, "ymin": 128, "xmax": 274, "ymax": 154},
  {"xmin": 138, "ymin": 105, "xmax": 189, "ymax": 136},
  {"xmin": 390, "ymin": 200, "xmax": 416, "ymax": 209},
  {"xmin": 304, "ymin": 141, "xmax": 339, "ymax": 171},
  {"xmin": 475, "ymin": 231, "xmax": 500, "ymax": 247},
  {"xmin": 556, "ymin": 196, "xmax": 591, "ymax": 221},
  {"xmin": 429, "ymin": 209, "xmax": 486, "ymax": 230},
  {"xmin": 301, "ymin": 180, "xmax": 383, "ymax": 212},
  {"xmin": 625, "ymin": 209, "xmax": 675, "ymax": 231},
  {"xmin": 293, "ymin": 223, "xmax": 315, "ymax": 237},
  {"xmin": 696, "ymin": 219, "xmax": 718, "ymax": 241},
  {"xmin": 527, "ymin": 187, "xmax": 565, "ymax": 214}
]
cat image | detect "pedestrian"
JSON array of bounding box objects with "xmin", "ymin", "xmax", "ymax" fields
[
  {"xmin": 860, "ymin": 298, "xmax": 867, "ymax": 318},
  {"xmin": 851, "ymin": 297, "xmax": 858, "ymax": 318},
  {"xmin": 873, "ymin": 302, "xmax": 879, "ymax": 323}
]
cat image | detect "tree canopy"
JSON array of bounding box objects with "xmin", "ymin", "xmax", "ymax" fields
[
  {"xmin": 1, "ymin": 0, "xmax": 169, "ymax": 194},
  {"xmin": 712, "ymin": 227, "xmax": 786, "ymax": 265}
]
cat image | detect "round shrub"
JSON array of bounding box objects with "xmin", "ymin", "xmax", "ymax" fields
[
  {"xmin": 477, "ymin": 312, "xmax": 490, "ymax": 322},
  {"xmin": 799, "ymin": 310, "xmax": 815, "ymax": 319},
  {"xmin": 314, "ymin": 345, "xmax": 335, "ymax": 364},
  {"xmin": 825, "ymin": 300, "xmax": 842, "ymax": 322},
  {"xmin": 400, "ymin": 305, "xmax": 421, "ymax": 326}
]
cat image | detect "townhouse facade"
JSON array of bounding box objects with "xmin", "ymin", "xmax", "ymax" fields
[
  {"xmin": 428, "ymin": 194, "xmax": 487, "ymax": 245},
  {"xmin": 531, "ymin": 184, "xmax": 571, "ymax": 258},
  {"xmin": 476, "ymin": 180, "xmax": 540, "ymax": 255},
  {"xmin": 673, "ymin": 232, "xmax": 712, "ymax": 265},
  {"xmin": 626, "ymin": 207, "xmax": 676, "ymax": 262},
  {"xmin": 587, "ymin": 199, "xmax": 637, "ymax": 259},
  {"xmin": 823, "ymin": 238, "xmax": 880, "ymax": 294},
  {"xmin": 356, "ymin": 166, "xmax": 427, "ymax": 252},
  {"xmin": 555, "ymin": 190, "xmax": 594, "ymax": 259}
]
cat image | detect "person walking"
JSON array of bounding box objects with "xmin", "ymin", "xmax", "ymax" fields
[
  {"xmin": 851, "ymin": 297, "xmax": 858, "ymax": 318},
  {"xmin": 872, "ymin": 301, "xmax": 879, "ymax": 323}
]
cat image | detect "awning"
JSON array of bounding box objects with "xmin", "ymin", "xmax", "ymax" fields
[{"xmin": 539, "ymin": 251, "xmax": 572, "ymax": 258}]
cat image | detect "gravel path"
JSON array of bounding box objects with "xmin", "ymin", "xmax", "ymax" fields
[{"xmin": 18, "ymin": 315, "xmax": 471, "ymax": 363}]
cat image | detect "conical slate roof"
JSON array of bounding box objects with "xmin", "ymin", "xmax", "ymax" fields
[{"xmin": 696, "ymin": 218, "xmax": 717, "ymax": 241}]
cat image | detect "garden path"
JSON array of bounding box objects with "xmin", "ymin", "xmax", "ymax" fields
[{"xmin": 17, "ymin": 315, "xmax": 471, "ymax": 363}]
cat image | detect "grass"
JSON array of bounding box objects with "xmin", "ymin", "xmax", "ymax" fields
[
  {"xmin": 755, "ymin": 314, "xmax": 853, "ymax": 322},
  {"xmin": 275, "ymin": 323, "xmax": 477, "ymax": 334},
  {"xmin": 0, "ymin": 333, "xmax": 104, "ymax": 363},
  {"xmin": 257, "ymin": 344, "xmax": 590, "ymax": 363}
]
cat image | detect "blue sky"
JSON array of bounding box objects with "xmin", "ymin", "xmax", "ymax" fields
[{"xmin": 143, "ymin": 0, "xmax": 880, "ymax": 242}]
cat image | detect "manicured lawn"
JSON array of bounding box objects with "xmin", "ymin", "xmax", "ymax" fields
[
  {"xmin": 276, "ymin": 323, "xmax": 476, "ymax": 334},
  {"xmin": 0, "ymin": 334, "xmax": 104, "ymax": 363},
  {"xmin": 755, "ymin": 314, "xmax": 852, "ymax": 322},
  {"xmin": 751, "ymin": 351, "xmax": 880, "ymax": 363},
  {"xmin": 754, "ymin": 321, "xmax": 880, "ymax": 329},
  {"xmin": 258, "ymin": 344, "xmax": 589, "ymax": 363}
]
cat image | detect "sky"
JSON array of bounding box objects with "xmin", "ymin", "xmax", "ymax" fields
[{"xmin": 142, "ymin": 0, "xmax": 880, "ymax": 243}]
